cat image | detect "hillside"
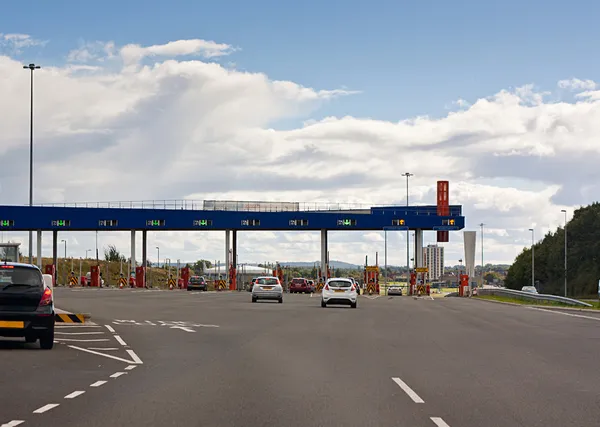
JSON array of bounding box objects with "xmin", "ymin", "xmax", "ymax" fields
[{"xmin": 505, "ymin": 202, "xmax": 600, "ymax": 297}]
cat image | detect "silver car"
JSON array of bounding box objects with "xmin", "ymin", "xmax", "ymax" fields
[{"xmin": 252, "ymin": 276, "xmax": 283, "ymax": 303}]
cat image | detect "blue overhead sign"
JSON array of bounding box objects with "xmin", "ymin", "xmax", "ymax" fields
[{"xmin": 0, "ymin": 205, "xmax": 465, "ymax": 231}]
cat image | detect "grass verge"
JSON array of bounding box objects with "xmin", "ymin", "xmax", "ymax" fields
[{"xmin": 475, "ymin": 294, "xmax": 600, "ymax": 309}]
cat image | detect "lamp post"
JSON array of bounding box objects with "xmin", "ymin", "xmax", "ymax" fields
[
  {"xmin": 561, "ymin": 209, "xmax": 567, "ymax": 297},
  {"xmin": 61, "ymin": 239, "xmax": 67, "ymax": 285},
  {"xmin": 402, "ymin": 172, "xmax": 413, "ymax": 284},
  {"xmin": 479, "ymin": 222, "xmax": 485, "ymax": 285},
  {"xmin": 529, "ymin": 228, "xmax": 535, "ymax": 289},
  {"xmin": 85, "ymin": 249, "xmax": 91, "ymax": 259},
  {"xmin": 23, "ymin": 63, "xmax": 41, "ymax": 264}
]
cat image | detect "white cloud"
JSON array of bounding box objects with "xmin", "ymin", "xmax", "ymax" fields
[
  {"xmin": 0, "ymin": 33, "xmax": 47, "ymax": 54},
  {"xmin": 0, "ymin": 35, "xmax": 598, "ymax": 267},
  {"xmin": 558, "ymin": 78, "xmax": 597, "ymax": 91}
]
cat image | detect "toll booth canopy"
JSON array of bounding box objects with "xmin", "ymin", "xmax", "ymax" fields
[{"xmin": 0, "ymin": 243, "xmax": 21, "ymax": 263}]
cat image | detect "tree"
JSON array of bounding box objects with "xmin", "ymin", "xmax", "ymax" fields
[
  {"xmin": 104, "ymin": 244, "xmax": 126, "ymax": 262},
  {"xmin": 193, "ymin": 259, "xmax": 212, "ymax": 273}
]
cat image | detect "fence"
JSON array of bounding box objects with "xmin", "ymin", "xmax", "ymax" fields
[{"xmin": 476, "ymin": 287, "xmax": 592, "ymax": 307}]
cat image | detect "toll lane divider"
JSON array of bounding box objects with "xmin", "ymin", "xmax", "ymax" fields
[{"xmin": 55, "ymin": 308, "xmax": 90, "ymax": 323}]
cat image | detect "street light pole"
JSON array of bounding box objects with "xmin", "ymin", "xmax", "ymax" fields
[
  {"xmin": 23, "ymin": 63, "xmax": 41, "ymax": 264},
  {"xmin": 561, "ymin": 209, "xmax": 567, "ymax": 297},
  {"xmin": 479, "ymin": 223, "xmax": 484, "ymax": 285},
  {"xmin": 61, "ymin": 239, "xmax": 67, "ymax": 285},
  {"xmin": 529, "ymin": 228, "xmax": 535, "ymax": 288},
  {"xmin": 402, "ymin": 172, "xmax": 413, "ymax": 286}
]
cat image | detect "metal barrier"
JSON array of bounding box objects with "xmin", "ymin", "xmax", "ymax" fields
[{"xmin": 476, "ymin": 288, "xmax": 592, "ymax": 307}]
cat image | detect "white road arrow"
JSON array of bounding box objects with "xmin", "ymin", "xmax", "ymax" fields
[{"xmin": 170, "ymin": 326, "xmax": 196, "ymax": 333}]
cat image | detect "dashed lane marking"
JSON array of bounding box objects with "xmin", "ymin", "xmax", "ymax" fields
[
  {"xmin": 126, "ymin": 349, "xmax": 143, "ymax": 364},
  {"xmin": 33, "ymin": 404, "xmax": 60, "ymax": 414},
  {"xmin": 114, "ymin": 335, "xmax": 128, "ymax": 346},
  {"xmin": 431, "ymin": 417, "xmax": 451, "ymax": 426},
  {"xmin": 124, "ymin": 365, "xmax": 137, "ymax": 370},
  {"xmin": 391, "ymin": 377, "xmax": 425, "ymax": 403},
  {"xmin": 110, "ymin": 372, "xmax": 127, "ymax": 378},
  {"xmin": 105, "ymin": 325, "xmax": 116, "ymax": 333},
  {"xmin": 1, "ymin": 421, "xmax": 24, "ymax": 427},
  {"xmin": 90, "ymin": 380, "xmax": 107, "ymax": 387},
  {"xmin": 64, "ymin": 391, "xmax": 85, "ymax": 399}
]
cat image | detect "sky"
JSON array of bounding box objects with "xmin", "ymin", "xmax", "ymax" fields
[{"xmin": 1, "ymin": 0, "xmax": 600, "ymax": 268}]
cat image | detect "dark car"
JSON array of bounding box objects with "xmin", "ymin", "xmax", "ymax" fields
[
  {"xmin": 0, "ymin": 262, "xmax": 55, "ymax": 349},
  {"xmin": 289, "ymin": 278, "xmax": 312, "ymax": 293},
  {"xmin": 247, "ymin": 277, "xmax": 258, "ymax": 292},
  {"xmin": 187, "ymin": 275, "xmax": 207, "ymax": 291}
]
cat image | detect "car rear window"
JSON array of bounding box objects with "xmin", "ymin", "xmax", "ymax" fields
[
  {"xmin": 0, "ymin": 266, "xmax": 43, "ymax": 287},
  {"xmin": 257, "ymin": 278, "xmax": 279, "ymax": 285},
  {"xmin": 190, "ymin": 277, "xmax": 204, "ymax": 283},
  {"xmin": 328, "ymin": 280, "xmax": 352, "ymax": 288},
  {"xmin": 291, "ymin": 278, "xmax": 305, "ymax": 284}
]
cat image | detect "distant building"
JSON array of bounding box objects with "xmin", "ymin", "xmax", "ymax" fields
[{"xmin": 423, "ymin": 244, "xmax": 444, "ymax": 281}]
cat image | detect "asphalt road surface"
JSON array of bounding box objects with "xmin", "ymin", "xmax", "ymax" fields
[{"xmin": 2, "ymin": 289, "xmax": 600, "ymax": 427}]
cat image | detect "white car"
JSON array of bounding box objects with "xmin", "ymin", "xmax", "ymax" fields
[
  {"xmin": 252, "ymin": 276, "xmax": 283, "ymax": 303},
  {"xmin": 387, "ymin": 285, "xmax": 403, "ymax": 296},
  {"xmin": 321, "ymin": 278, "xmax": 357, "ymax": 308},
  {"xmin": 521, "ymin": 285, "xmax": 538, "ymax": 294}
]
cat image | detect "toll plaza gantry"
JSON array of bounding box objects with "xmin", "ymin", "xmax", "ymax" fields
[{"xmin": 0, "ymin": 181, "xmax": 464, "ymax": 289}]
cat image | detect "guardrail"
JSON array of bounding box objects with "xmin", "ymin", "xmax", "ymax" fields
[
  {"xmin": 476, "ymin": 287, "xmax": 592, "ymax": 307},
  {"xmin": 23, "ymin": 199, "xmax": 462, "ymax": 214}
]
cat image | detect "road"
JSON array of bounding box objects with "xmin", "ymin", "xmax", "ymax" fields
[{"xmin": 2, "ymin": 289, "xmax": 600, "ymax": 427}]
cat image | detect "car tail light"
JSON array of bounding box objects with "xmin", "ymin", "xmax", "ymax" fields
[
  {"xmin": 39, "ymin": 287, "xmax": 53, "ymax": 307},
  {"xmin": 351, "ymin": 284, "xmax": 356, "ymax": 292},
  {"xmin": 0, "ymin": 265, "xmax": 14, "ymax": 269},
  {"xmin": 324, "ymin": 284, "xmax": 330, "ymax": 291}
]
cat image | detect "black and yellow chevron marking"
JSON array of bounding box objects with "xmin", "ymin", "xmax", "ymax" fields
[
  {"xmin": 55, "ymin": 313, "xmax": 85, "ymax": 323},
  {"xmin": 119, "ymin": 277, "xmax": 127, "ymax": 286},
  {"xmin": 69, "ymin": 276, "xmax": 78, "ymax": 285}
]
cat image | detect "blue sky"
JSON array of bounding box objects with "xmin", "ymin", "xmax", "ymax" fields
[{"xmin": 2, "ymin": 0, "xmax": 600, "ymax": 125}]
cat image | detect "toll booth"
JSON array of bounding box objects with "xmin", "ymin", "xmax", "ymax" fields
[
  {"xmin": 409, "ymin": 272, "xmax": 416, "ymax": 296},
  {"xmin": 180, "ymin": 267, "xmax": 190, "ymax": 289},
  {"xmin": 415, "ymin": 267, "xmax": 428, "ymax": 296},
  {"xmin": 44, "ymin": 264, "xmax": 56, "ymax": 287},
  {"xmin": 229, "ymin": 265, "xmax": 237, "ymax": 291},
  {"xmin": 459, "ymin": 274, "xmax": 469, "ymax": 296},
  {"xmin": 364, "ymin": 266, "xmax": 379, "ymax": 295},
  {"xmin": 0, "ymin": 242, "xmax": 21, "ymax": 263},
  {"xmin": 273, "ymin": 264, "xmax": 284, "ymax": 285},
  {"xmin": 135, "ymin": 266, "xmax": 146, "ymax": 288},
  {"xmin": 90, "ymin": 265, "xmax": 101, "ymax": 287}
]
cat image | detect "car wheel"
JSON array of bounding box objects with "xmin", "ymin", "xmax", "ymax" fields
[
  {"xmin": 39, "ymin": 328, "xmax": 54, "ymax": 350},
  {"xmin": 252, "ymin": 297, "xmax": 257, "ymax": 303},
  {"xmin": 351, "ymin": 302, "xmax": 357, "ymax": 309},
  {"xmin": 321, "ymin": 299, "xmax": 326, "ymax": 308},
  {"xmin": 278, "ymin": 297, "xmax": 283, "ymax": 304}
]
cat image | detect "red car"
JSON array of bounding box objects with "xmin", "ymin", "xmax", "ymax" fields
[{"xmin": 289, "ymin": 278, "xmax": 313, "ymax": 293}]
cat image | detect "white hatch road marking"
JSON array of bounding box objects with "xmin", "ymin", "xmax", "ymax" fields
[
  {"xmin": 105, "ymin": 325, "xmax": 116, "ymax": 333},
  {"xmin": 64, "ymin": 391, "xmax": 85, "ymax": 399},
  {"xmin": 125, "ymin": 365, "xmax": 138, "ymax": 370},
  {"xmin": 1, "ymin": 421, "xmax": 24, "ymax": 427},
  {"xmin": 126, "ymin": 349, "xmax": 143, "ymax": 364},
  {"xmin": 170, "ymin": 326, "xmax": 195, "ymax": 333},
  {"xmin": 391, "ymin": 377, "xmax": 425, "ymax": 403},
  {"xmin": 114, "ymin": 335, "xmax": 128, "ymax": 346},
  {"xmin": 55, "ymin": 331, "xmax": 104, "ymax": 335},
  {"xmin": 110, "ymin": 372, "xmax": 127, "ymax": 378},
  {"xmin": 89, "ymin": 347, "xmax": 120, "ymax": 351},
  {"xmin": 33, "ymin": 403, "xmax": 60, "ymax": 414},
  {"xmin": 145, "ymin": 320, "xmax": 156, "ymax": 325},
  {"xmin": 54, "ymin": 338, "xmax": 110, "ymax": 342},
  {"xmin": 528, "ymin": 307, "xmax": 600, "ymax": 321},
  {"xmin": 90, "ymin": 380, "xmax": 107, "ymax": 387},
  {"xmin": 431, "ymin": 417, "xmax": 451, "ymax": 427},
  {"xmin": 56, "ymin": 325, "xmax": 101, "ymax": 329},
  {"xmin": 68, "ymin": 345, "xmax": 139, "ymax": 364}
]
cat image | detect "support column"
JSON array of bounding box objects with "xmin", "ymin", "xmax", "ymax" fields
[
  {"xmin": 414, "ymin": 229, "xmax": 424, "ymax": 268},
  {"xmin": 142, "ymin": 230, "xmax": 147, "ymax": 286},
  {"xmin": 232, "ymin": 230, "xmax": 238, "ymax": 290},
  {"xmin": 130, "ymin": 230, "xmax": 136, "ymax": 275},
  {"xmin": 320, "ymin": 229, "xmax": 328, "ymax": 282},
  {"xmin": 52, "ymin": 230, "xmax": 58, "ymax": 285},
  {"xmin": 225, "ymin": 230, "xmax": 231, "ymax": 282},
  {"xmin": 36, "ymin": 230, "xmax": 42, "ymax": 268}
]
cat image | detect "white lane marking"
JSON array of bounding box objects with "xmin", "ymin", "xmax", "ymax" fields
[
  {"xmin": 56, "ymin": 325, "xmax": 100, "ymax": 329},
  {"xmin": 105, "ymin": 325, "xmax": 116, "ymax": 333},
  {"xmin": 170, "ymin": 326, "xmax": 195, "ymax": 333},
  {"xmin": 431, "ymin": 417, "xmax": 451, "ymax": 427},
  {"xmin": 90, "ymin": 380, "xmax": 107, "ymax": 387},
  {"xmin": 68, "ymin": 345, "xmax": 138, "ymax": 364},
  {"xmin": 110, "ymin": 372, "xmax": 127, "ymax": 378},
  {"xmin": 64, "ymin": 390, "xmax": 85, "ymax": 399},
  {"xmin": 89, "ymin": 347, "xmax": 119, "ymax": 351},
  {"xmin": 528, "ymin": 307, "xmax": 600, "ymax": 321},
  {"xmin": 55, "ymin": 331, "xmax": 104, "ymax": 335},
  {"xmin": 126, "ymin": 349, "xmax": 143, "ymax": 364},
  {"xmin": 124, "ymin": 365, "xmax": 137, "ymax": 370},
  {"xmin": 1, "ymin": 421, "xmax": 25, "ymax": 427},
  {"xmin": 391, "ymin": 377, "xmax": 425, "ymax": 403},
  {"xmin": 145, "ymin": 320, "xmax": 156, "ymax": 325},
  {"xmin": 114, "ymin": 335, "xmax": 128, "ymax": 346},
  {"xmin": 54, "ymin": 338, "xmax": 110, "ymax": 342},
  {"xmin": 33, "ymin": 403, "xmax": 59, "ymax": 414}
]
